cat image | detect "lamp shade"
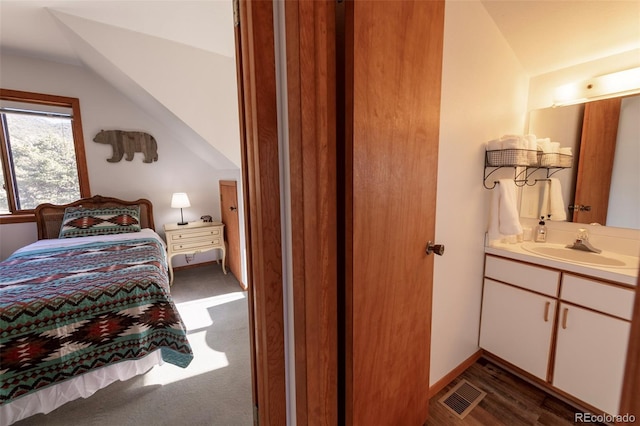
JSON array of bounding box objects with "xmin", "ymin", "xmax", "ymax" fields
[{"xmin": 171, "ymin": 192, "xmax": 191, "ymax": 209}]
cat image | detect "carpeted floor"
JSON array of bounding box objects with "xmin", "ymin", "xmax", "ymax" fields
[{"xmin": 14, "ymin": 264, "xmax": 254, "ymax": 426}]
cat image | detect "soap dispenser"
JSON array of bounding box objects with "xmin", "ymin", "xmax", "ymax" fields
[{"xmin": 534, "ymin": 216, "xmax": 547, "ymax": 242}]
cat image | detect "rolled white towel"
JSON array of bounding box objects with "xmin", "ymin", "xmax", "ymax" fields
[
  {"xmin": 500, "ymin": 135, "xmax": 527, "ymax": 164},
  {"xmin": 537, "ymin": 138, "xmax": 552, "ymax": 166},
  {"xmin": 547, "ymin": 142, "xmax": 560, "ymax": 166},
  {"xmin": 524, "ymin": 134, "xmax": 537, "ymax": 165},
  {"xmin": 486, "ymin": 139, "xmax": 502, "ymax": 151},
  {"xmin": 559, "ymin": 147, "xmax": 573, "ymax": 167},
  {"xmin": 537, "ymin": 138, "xmax": 551, "ymax": 152},
  {"xmin": 503, "ymin": 138, "xmax": 519, "ymax": 166},
  {"xmin": 501, "ymin": 138, "xmax": 519, "ymax": 149}
]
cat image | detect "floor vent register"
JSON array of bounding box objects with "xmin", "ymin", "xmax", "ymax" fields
[{"xmin": 438, "ymin": 379, "xmax": 487, "ymax": 419}]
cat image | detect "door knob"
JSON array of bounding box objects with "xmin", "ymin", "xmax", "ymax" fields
[
  {"xmin": 426, "ymin": 241, "xmax": 445, "ymax": 256},
  {"xmin": 229, "ymin": 206, "xmax": 237, "ymax": 211}
]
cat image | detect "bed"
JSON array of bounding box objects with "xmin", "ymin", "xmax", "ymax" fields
[{"xmin": 0, "ymin": 195, "xmax": 193, "ymax": 425}]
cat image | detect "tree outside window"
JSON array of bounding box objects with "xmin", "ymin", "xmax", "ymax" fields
[{"xmin": 0, "ymin": 89, "xmax": 90, "ymax": 222}]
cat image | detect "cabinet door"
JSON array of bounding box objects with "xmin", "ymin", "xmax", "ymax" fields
[
  {"xmin": 553, "ymin": 303, "xmax": 630, "ymax": 415},
  {"xmin": 479, "ymin": 279, "xmax": 556, "ymax": 380}
]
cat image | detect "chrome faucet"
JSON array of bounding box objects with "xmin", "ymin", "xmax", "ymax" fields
[{"xmin": 566, "ymin": 228, "xmax": 602, "ymax": 253}]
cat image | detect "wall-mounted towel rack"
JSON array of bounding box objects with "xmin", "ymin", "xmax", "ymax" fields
[{"xmin": 483, "ymin": 149, "xmax": 572, "ymax": 189}]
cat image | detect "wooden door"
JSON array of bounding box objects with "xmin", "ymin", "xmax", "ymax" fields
[
  {"xmin": 219, "ymin": 180, "xmax": 244, "ymax": 289},
  {"xmin": 573, "ymin": 98, "xmax": 621, "ymax": 224},
  {"xmin": 343, "ymin": 1, "xmax": 445, "ymax": 424}
]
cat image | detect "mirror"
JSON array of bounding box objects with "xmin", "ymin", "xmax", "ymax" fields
[{"xmin": 521, "ymin": 94, "xmax": 640, "ymax": 230}]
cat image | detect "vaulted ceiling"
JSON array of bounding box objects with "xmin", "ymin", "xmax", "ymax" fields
[
  {"xmin": 0, "ymin": 1, "xmax": 235, "ymax": 64},
  {"xmin": 0, "ymin": 1, "xmax": 240, "ymax": 169}
]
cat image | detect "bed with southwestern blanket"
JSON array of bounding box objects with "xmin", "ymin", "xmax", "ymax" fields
[{"xmin": 0, "ymin": 229, "xmax": 193, "ymax": 424}]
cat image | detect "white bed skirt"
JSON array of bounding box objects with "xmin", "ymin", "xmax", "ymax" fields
[{"xmin": 1, "ymin": 350, "xmax": 163, "ymax": 426}]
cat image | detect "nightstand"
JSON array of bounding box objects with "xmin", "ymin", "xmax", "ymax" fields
[{"xmin": 164, "ymin": 221, "xmax": 226, "ymax": 285}]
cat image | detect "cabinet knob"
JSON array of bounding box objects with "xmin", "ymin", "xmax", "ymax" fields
[
  {"xmin": 229, "ymin": 206, "xmax": 237, "ymax": 211},
  {"xmin": 426, "ymin": 241, "xmax": 445, "ymax": 256}
]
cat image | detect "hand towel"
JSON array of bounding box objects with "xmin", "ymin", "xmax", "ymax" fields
[
  {"xmin": 540, "ymin": 178, "xmax": 567, "ymax": 221},
  {"xmin": 520, "ymin": 184, "xmax": 542, "ymax": 219},
  {"xmin": 488, "ymin": 179, "xmax": 523, "ymax": 242}
]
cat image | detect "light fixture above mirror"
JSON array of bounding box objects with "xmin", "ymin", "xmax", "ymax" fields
[{"xmin": 553, "ymin": 67, "xmax": 640, "ymax": 107}]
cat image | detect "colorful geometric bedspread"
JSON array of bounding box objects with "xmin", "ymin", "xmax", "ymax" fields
[{"xmin": 0, "ymin": 237, "xmax": 193, "ymax": 405}]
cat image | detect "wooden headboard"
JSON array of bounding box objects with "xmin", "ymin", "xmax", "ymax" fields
[{"xmin": 34, "ymin": 195, "xmax": 155, "ymax": 240}]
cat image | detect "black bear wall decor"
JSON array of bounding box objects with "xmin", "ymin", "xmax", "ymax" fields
[{"xmin": 93, "ymin": 130, "xmax": 158, "ymax": 163}]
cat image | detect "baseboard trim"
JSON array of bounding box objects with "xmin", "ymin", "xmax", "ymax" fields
[{"xmin": 428, "ymin": 349, "xmax": 483, "ymax": 398}]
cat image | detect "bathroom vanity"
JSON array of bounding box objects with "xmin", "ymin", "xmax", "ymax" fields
[{"xmin": 480, "ymin": 240, "xmax": 637, "ymax": 416}]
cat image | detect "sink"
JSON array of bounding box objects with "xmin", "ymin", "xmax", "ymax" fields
[{"xmin": 521, "ymin": 243, "xmax": 639, "ymax": 268}]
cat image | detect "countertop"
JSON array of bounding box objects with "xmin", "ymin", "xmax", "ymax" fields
[{"xmin": 485, "ymin": 241, "xmax": 639, "ymax": 286}]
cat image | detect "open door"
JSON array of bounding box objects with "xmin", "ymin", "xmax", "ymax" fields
[{"xmin": 342, "ymin": 1, "xmax": 445, "ymax": 424}]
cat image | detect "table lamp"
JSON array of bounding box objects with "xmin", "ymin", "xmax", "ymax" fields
[{"xmin": 171, "ymin": 192, "xmax": 190, "ymax": 225}]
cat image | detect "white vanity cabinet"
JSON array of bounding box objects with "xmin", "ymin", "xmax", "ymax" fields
[
  {"xmin": 552, "ymin": 274, "xmax": 633, "ymax": 416},
  {"xmin": 479, "ymin": 278, "xmax": 556, "ymax": 380},
  {"xmin": 480, "ymin": 256, "xmax": 560, "ymax": 380},
  {"xmin": 480, "ymin": 255, "xmax": 635, "ymax": 415}
]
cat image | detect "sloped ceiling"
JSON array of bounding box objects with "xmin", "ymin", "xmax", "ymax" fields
[
  {"xmin": 0, "ymin": 0, "xmax": 240, "ymax": 169},
  {"xmin": 481, "ymin": 0, "xmax": 640, "ymax": 77}
]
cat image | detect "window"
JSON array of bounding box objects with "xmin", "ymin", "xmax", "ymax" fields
[{"xmin": 0, "ymin": 89, "xmax": 90, "ymax": 223}]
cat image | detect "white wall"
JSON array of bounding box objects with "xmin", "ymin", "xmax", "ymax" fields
[
  {"xmin": 0, "ymin": 53, "xmax": 243, "ymax": 273},
  {"xmin": 431, "ymin": 0, "xmax": 529, "ymax": 386}
]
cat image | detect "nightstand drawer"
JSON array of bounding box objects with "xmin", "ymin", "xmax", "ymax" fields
[
  {"xmin": 172, "ymin": 238, "xmax": 222, "ymax": 252},
  {"xmin": 170, "ymin": 228, "xmax": 221, "ymax": 241}
]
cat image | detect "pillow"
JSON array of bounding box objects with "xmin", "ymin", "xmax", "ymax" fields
[{"xmin": 58, "ymin": 205, "xmax": 141, "ymax": 238}]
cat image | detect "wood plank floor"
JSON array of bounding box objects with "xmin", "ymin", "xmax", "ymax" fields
[{"xmin": 427, "ymin": 358, "xmax": 607, "ymax": 425}]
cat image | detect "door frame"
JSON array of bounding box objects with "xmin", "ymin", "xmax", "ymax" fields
[
  {"xmin": 619, "ymin": 275, "xmax": 640, "ymax": 424},
  {"xmin": 236, "ymin": 1, "xmax": 286, "ymax": 424},
  {"xmin": 237, "ymin": 0, "xmax": 338, "ymax": 423},
  {"xmin": 285, "ymin": 1, "xmax": 339, "ymax": 424}
]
